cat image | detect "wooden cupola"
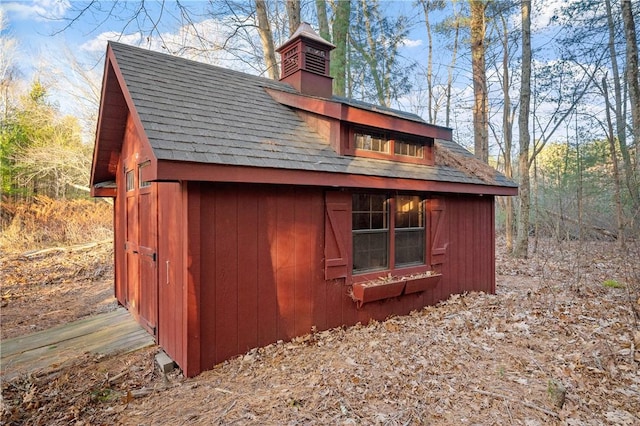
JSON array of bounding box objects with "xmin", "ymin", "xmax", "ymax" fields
[{"xmin": 276, "ymin": 22, "xmax": 335, "ymax": 98}]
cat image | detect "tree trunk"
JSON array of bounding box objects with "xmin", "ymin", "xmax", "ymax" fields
[
  {"xmin": 602, "ymin": 77, "xmax": 626, "ymax": 248},
  {"xmin": 255, "ymin": 0, "xmax": 279, "ymax": 80},
  {"xmin": 315, "ymin": 0, "xmax": 331, "ymax": 41},
  {"xmin": 605, "ymin": 0, "xmax": 639, "ymax": 210},
  {"xmin": 331, "ymin": 0, "xmax": 351, "ymax": 96},
  {"xmin": 357, "ymin": 0, "xmax": 385, "ymax": 106},
  {"xmin": 499, "ymin": 12, "xmax": 514, "ymax": 252},
  {"xmin": 469, "ymin": 0, "xmax": 489, "ymax": 163},
  {"xmin": 621, "ymin": 0, "xmax": 640, "ymax": 187},
  {"xmin": 419, "ymin": 0, "xmax": 439, "ymax": 124},
  {"xmin": 286, "ymin": 0, "xmax": 301, "ymax": 35},
  {"xmin": 515, "ymin": 0, "xmax": 532, "ymax": 258},
  {"xmin": 445, "ymin": 1, "xmax": 460, "ymax": 128}
]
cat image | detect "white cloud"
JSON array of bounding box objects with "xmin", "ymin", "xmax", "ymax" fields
[
  {"xmin": 80, "ymin": 31, "xmax": 145, "ymax": 54},
  {"xmin": 401, "ymin": 38, "xmax": 423, "ymax": 48},
  {"xmin": 3, "ymin": 0, "xmax": 70, "ymax": 21},
  {"xmin": 81, "ymin": 17, "xmax": 266, "ymax": 76}
]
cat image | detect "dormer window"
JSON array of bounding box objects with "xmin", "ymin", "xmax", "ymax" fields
[
  {"xmin": 354, "ymin": 131, "xmax": 389, "ymax": 153},
  {"xmin": 347, "ymin": 126, "xmax": 433, "ymax": 165},
  {"xmin": 394, "ymin": 139, "xmax": 424, "ymax": 158}
]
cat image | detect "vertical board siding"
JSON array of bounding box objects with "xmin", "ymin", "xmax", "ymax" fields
[
  {"xmin": 237, "ymin": 189, "xmax": 259, "ymax": 355},
  {"xmin": 185, "ymin": 182, "xmax": 202, "ymax": 378},
  {"xmin": 294, "ymin": 192, "xmax": 314, "ymax": 337},
  {"xmin": 157, "ymin": 182, "xmax": 184, "ymax": 369},
  {"xmin": 275, "ymin": 188, "xmax": 297, "ymax": 341},
  {"xmin": 213, "ymin": 188, "xmax": 239, "ymax": 363},
  {"xmin": 256, "ymin": 193, "xmax": 278, "ymax": 347},
  {"xmin": 442, "ymin": 196, "xmax": 494, "ymax": 295},
  {"xmin": 198, "ymin": 184, "xmax": 327, "ymax": 369},
  {"xmin": 192, "ymin": 185, "xmax": 496, "ymax": 374}
]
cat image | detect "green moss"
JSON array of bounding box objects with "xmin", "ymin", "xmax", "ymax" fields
[
  {"xmin": 90, "ymin": 387, "xmax": 120, "ymax": 403},
  {"xmin": 602, "ymin": 279, "xmax": 624, "ymax": 289}
]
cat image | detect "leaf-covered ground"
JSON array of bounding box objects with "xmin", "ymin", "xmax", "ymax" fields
[
  {"xmin": 0, "ymin": 240, "xmax": 116, "ymax": 340},
  {"xmin": 2, "ymin": 237, "xmax": 639, "ymax": 425}
]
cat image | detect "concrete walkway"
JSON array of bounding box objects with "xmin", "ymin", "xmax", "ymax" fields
[{"xmin": 1, "ymin": 307, "xmax": 155, "ymax": 381}]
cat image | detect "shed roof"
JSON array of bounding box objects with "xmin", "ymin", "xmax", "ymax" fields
[{"xmin": 92, "ymin": 42, "xmax": 517, "ymax": 194}]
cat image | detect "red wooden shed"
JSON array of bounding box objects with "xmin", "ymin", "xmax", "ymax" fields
[{"xmin": 91, "ymin": 23, "xmax": 517, "ymax": 377}]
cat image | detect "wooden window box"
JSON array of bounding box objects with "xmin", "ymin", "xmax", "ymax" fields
[
  {"xmin": 403, "ymin": 273, "xmax": 442, "ymax": 295},
  {"xmin": 351, "ymin": 272, "xmax": 441, "ymax": 308},
  {"xmin": 351, "ymin": 280, "xmax": 405, "ymax": 308}
]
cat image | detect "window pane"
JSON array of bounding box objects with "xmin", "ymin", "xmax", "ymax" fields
[
  {"xmin": 394, "ymin": 140, "xmax": 424, "ymax": 158},
  {"xmin": 352, "ymin": 194, "xmax": 387, "ymax": 230},
  {"xmin": 352, "ymin": 193, "xmax": 370, "ymax": 211},
  {"xmin": 394, "ymin": 195, "xmax": 424, "ymax": 267},
  {"xmin": 126, "ymin": 170, "xmax": 134, "ymax": 192},
  {"xmin": 395, "ymin": 229, "xmax": 424, "ymax": 266},
  {"xmin": 353, "ymin": 213, "xmax": 371, "ymax": 230},
  {"xmin": 369, "ymin": 194, "xmax": 386, "ymax": 212},
  {"xmin": 370, "ymin": 212, "xmax": 387, "ymax": 229},
  {"xmin": 395, "ymin": 196, "xmax": 423, "ymax": 229},
  {"xmin": 354, "ymin": 131, "xmax": 389, "ymax": 153},
  {"xmin": 353, "ymin": 231, "xmax": 388, "ymax": 272},
  {"xmin": 353, "ymin": 193, "xmax": 389, "ymax": 272},
  {"xmin": 139, "ymin": 161, "xmax": 151, "ymax": 188}
]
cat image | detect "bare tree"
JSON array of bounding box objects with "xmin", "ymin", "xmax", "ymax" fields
[
  {"xmin": 621, "ymin": 0, "xmax": 640, "ymax": 179},
  {"xmin": 469, "ymin": 0, "xmax": 489, "ymax": 163},
  {"xmin": 515, "ymin": 0, "xmax": 532, "ymax": 258},
  {"xmin": 490, "ymin": 2, "xmax": 519, "ymax": 252},
  {"xmin": 445, "ymin": 1, "xmax": 461, "ymax": 128},
  {"xmin": 603, "ymin": 0, "xmax": 639, "ymax": 210},
  {"xmin": 255, "ymin": 0, "xmax": 279, "ymax": 79},
  {"xmin": 349, "ymin": 0, "xmax": 413, "ymax": 107},
  {"xmin": 434, "ymin": 0, "xmax": 462, "ymax": 128},
  {"xmin": 286, "ymin": 0, "xmax": 301, "ymax": 35},
  {"xmin": 602, "ymin": 76, "xmax": 626, "ymax": 247},
  {"xmin": 0, "ymin": 9, "xmax": 19, "ymax": 121},
  {"xmin": 418, "ymin": 0, "xmax": 446, "ymax": 124}
]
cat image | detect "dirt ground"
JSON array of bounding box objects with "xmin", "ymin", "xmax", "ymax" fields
[
  {"xmin": 0, "ymin": 241, "xmax": 117, "ymax": 340},
  {"xmin": 1, "ymin": 237, "xmax": 639, "ymax": 425}
]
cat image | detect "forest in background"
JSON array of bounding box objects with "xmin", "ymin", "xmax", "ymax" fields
[
  {"xmin": 2, "ymin": 3, "xmax": 639, "ymax": 422},
  {"xmin": 1, "ymin": 0, "xmax": 638, "ymax": 257}
]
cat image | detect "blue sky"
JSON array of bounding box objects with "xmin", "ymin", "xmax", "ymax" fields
[
  {"xmin": 2, "ymin": 0, "xmax": 571, "ymax": 147},
  {"xmin": 3, "ymin": 1, "xmax": 191, "ymax": 63},
  {"xmin": 3, "ymin": 1, "xmax": 219, "ymax": 120}
]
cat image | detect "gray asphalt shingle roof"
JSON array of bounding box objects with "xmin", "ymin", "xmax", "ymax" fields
[{"xmin": 110, "ymin": 42, "xmax": 516, "ymax": 188}]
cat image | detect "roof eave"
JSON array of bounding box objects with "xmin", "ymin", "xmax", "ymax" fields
[
  {"xmin": 91, "ymin": 45, "xmax": 128, "ymax": 187},
  {"xmin": 155, "ymin": 160, "xmax": 519, "ymax": 196}
]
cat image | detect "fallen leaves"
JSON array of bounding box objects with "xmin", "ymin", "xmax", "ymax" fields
[
  {"xmin": 2, "ymin": 237, "xmax": 639, "ymax": 425},
  {"xmin": 0, "ymin": 243, "xmax": 116, "ymax": 340}
]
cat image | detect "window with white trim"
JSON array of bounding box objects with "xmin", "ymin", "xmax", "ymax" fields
[
  {"xmin": 352, "ymin": 193, "xmax": 389, "ymax": 272},
  {"xmin": 394, "ymin": 195, "xmax": 425, "ymax": 266},
  {"xmin": 138, "ymin": 161, "xmax": 151, "ymax": 188},
  {"xmin": 354, "ymin": 131, "xmax": 389, "ymax": 153},
  {"xmin": 352, "ymin": 193, "xmax": 425, "ymax": 274},
  {"xmin": 125, "ymin": 170, "xmax": 134, "ymax": 192}
]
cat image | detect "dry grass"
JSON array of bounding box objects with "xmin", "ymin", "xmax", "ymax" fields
[
  {"xmin": 0, "ymin": 197, "xmax": 116, "ymax": 339},
  {"xmin": 0, "ymin": 196, "xmax": 112, "ymax": 254}
]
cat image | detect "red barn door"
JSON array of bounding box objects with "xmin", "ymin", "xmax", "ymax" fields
[
  {"xmin": 138, "ymin": 183, "xmax": 158, "ymax": 335},
  {"xmin": 123, "ymin": 161, "xmax": 158, "ymax": 337}
]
